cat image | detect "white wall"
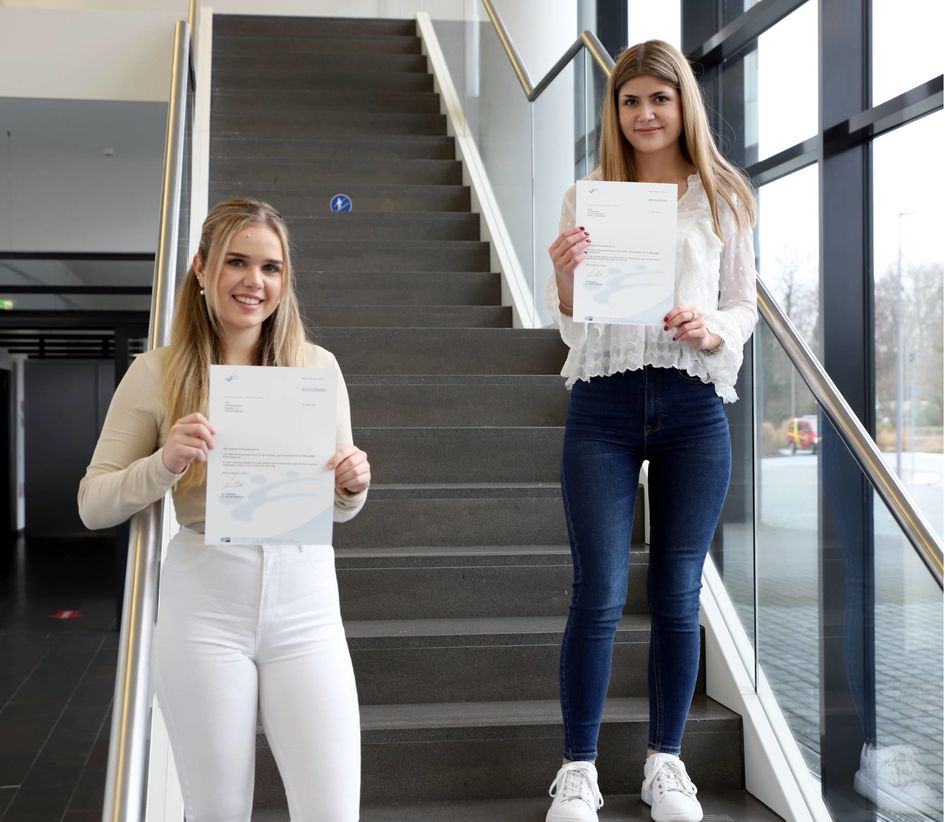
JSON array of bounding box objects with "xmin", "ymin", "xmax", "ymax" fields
[
  {"xmin": 0, "ymin": 0, "xmax": 467, "ymax": 20},
  {"xmin": 0, "ymin": 6, "xmax": 179, "ymax": 102}
]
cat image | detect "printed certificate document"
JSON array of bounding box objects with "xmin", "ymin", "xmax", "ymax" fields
[
  {"xmin": 573, "ymin": 180, "xmax": 677, "ymax": 325},
  {"xmin": 205, "ymin": 365, "xmax": 337, "ymax": 546}
]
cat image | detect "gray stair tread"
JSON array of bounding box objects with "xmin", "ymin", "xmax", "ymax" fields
[
  {"xmin": 346, "ymin": 614, "xmax": 649, "ymax": 642},
  {"xmin": 255, "ymin": 791, "xmax": 781, "ymax": 820},
  {"xmin": 211, "ymin": 135, "xmax": 452, "ymax": 159},
  {"xmin": 336, "ymin": 543, "xmax": 574, "ymax": 560},
  {"xmin": 343, "ymin": 374, "xmax": 562, "ymax": 385},
  {"xmin": 364, "ymin": 483, "xmax": 561, "ymax": 499},
  {"xmin": 360, "ymin": 695, "xmax": 739, "ymax": 732},
  {"xmin": 211, "ymin": 186, "xmax": 471, "ymax": 214},
  {"xmin": 361, "ymin": 792, "xmax": 783, "ymax": 821},
  {"xmin": 306, "ymin": 305, "xmax": 511, "ymax": 328},
  {"xmin": 214, "ymin": 33, "xmax": 421, "ymax": 53},
  {"xmin": 215, "ymin": 14, "xmax": 415, "ymax": 35},
  {"xmin": 335, "ymin": 544, "xmax": 647, "ymax": 562}
]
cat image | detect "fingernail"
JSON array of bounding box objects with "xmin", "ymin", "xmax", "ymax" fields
[
  {"xmin": 579, "ymin": 226, "xmax": 585, "ymax": 230},
  {"xmin": 586, "ymin": 239, "xmax": 592, "ymax": 244},
  {"xmin": 583, "ymin": 231, "xmax": 590, "ymax": 236}
]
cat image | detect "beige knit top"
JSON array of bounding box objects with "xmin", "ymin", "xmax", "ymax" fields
[{"xmin": 78, "ymin": 343, "xmax": 367, "ymax": 531}]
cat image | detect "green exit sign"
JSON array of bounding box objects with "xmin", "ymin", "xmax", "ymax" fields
[{"xmin": 0, "ymin": 299, "xmax": 14, "ymax": 310}]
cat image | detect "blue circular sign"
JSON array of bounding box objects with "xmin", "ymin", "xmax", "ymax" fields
[{"xmin": 330, "ymin": 193, "xmax": 352, "ymax": 212}]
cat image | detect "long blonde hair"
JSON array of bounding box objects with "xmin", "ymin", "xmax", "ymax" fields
[
  {"xmin": 162, "ymin": 197, "xmax": 307, "ymax": 489},
  {"xmin": 599, "ymin": 40, "xmax": 756, "ymax": 238}
]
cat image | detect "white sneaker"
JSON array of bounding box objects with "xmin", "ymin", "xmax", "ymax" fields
[
  {"xmin": 641, "ymin": 753, "xmax": 703, "ymax": 822},
  {"xmin": 853, "ymin": 744, "xmax": 941, "ymax": 817},
  {"xmin": 546, "ymin": 761, "xmax": 604, "ymax": 822}
]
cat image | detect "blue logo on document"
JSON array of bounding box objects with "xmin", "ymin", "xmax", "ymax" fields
[{"xmin": 330, "ymin": 193, "xmax": 352, "ymax": 212}]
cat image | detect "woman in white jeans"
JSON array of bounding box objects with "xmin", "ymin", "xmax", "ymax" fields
[{"xmin": 78, "ymin": 198, "xmax": 370, "ymax": 821}]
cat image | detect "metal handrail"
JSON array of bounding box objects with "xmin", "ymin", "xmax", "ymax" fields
[
  {"xmin": 102, "ymin": 19, "xmax": 191, "ymax": 822},
  {"xmin": 757, "ymin": 279, "xmax": 943, "ymax": 587},
  {"xmin": 479, "ymin": 2, "xmax": 944, "ymax": 587},
  {"xmin": 479, "ymin": 0, "xmax": 614, "ymax": 100}
]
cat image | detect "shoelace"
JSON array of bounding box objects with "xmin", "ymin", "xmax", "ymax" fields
[
  {"xmin": 548, "ymin": 765, "xmax": 604, "ymax": 810},
  {"xmin": 643, "ymin": 757, "xmax": 698, "ymax": 800}
]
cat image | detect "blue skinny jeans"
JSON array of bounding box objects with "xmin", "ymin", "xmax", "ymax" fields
[{"xmin": 558, "ymin": 366, "xmax": 732, "ymax": 760}]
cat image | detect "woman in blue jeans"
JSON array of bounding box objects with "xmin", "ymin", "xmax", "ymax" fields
[{"xmin": 544, "ymin": 41, "xmax": 757, "ymax": 822}]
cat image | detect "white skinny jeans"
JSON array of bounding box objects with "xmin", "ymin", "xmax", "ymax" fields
[{"xmin": 153, "ymin": 528, "xmax": 361, "ymax": 821}]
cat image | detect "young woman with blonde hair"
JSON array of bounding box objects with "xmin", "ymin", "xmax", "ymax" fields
[
  {"xmin": 79, "ymin": 198, "xmax": 369, "ymax": 821},
  {"xmin": 544, "ymin": 41, "xmax": 757, "ymax": 822}
]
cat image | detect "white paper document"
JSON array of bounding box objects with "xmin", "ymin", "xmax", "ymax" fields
[
  {"xmin": 573, "ymin": 180, "xmax": 677, "ymax": 325},
  {"xmin": 205, "ymin": 365, "xmax": 337, "ymax": 546}
]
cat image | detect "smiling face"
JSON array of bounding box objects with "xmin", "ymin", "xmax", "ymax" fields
[
  {"xmin": 198, "ymin": 222, "xmax": 285, "ymax": 346},
  {"xmin": 617, "ymin": 74, "xmax": 685, "ymax": 158}
]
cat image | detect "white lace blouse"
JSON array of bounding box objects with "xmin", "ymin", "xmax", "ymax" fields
[{"xmin": 546, "ymin": 169, "xmax": 758, "ymax": 403}]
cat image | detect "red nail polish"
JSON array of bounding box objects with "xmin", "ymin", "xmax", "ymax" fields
[{"xmin": 578, "ymin": 226, "xmax": 585, "ymax": 230}]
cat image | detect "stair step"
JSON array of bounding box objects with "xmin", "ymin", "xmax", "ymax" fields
[
  {"xmin": 211, "ymin": 69, "xmax": 434, "ymax": 93},
  {"xmin": 212, "ymin": 135, "xmax": 453, "ymax": 161},
  {"xmin": 214, "ymin": 14, "xmax": 416, "ymax": 38},
  {"xmin": 298, "ymin": 271, "xmax": 499, "ymax": 307},
  {"xmin": 285, "ymin": 213, "xmax": 477, "ymax": 242},
  {"xmin": 295, "ymin": 241, "xmax": 491, "ymax": 273},
  {"xmin": 352, "ymin": 427, "xmax": 561, "ymax": 484},
  {"xmin": 212, "ymin": 55, "xmax": 429, "ymax": 83},
  {"xmin": 252, "ymin": 696, "xmax": 743, "ymax": 805},
  {"xmin": 214, "ymin": 32, "xmax": 422, "ymax": 55},
  {"xmin": 211, "ymin": 110, "xmax": 446, "ymax": 136},
  {"xmin": 334, "ymin": 483, "xmax": 568, "ymax": 548},
  {"xmin": 343, "ymin": 375, "xmax": 567, "ymax": 427},
  {"xmin": 211, "ymin": 88, "xmax": 440, "ymax": 114},
  {"xmin": 306, "ymin": 305, "xmax": 511, "ymax": 328},
  {"xmin": 336, "ymin": 544, "xmax": 648, "ymax": 621},
  {"xmin": 314, "ymin": 328, "xmax": 567, "ymax": 374},
  {"xmin": 210, "ymin": 157, "xmax": 462, "ymax": 187},
  {"xmin": 211, "ymin": 185, "xmax": 471, "ymax": 214},
  {"xmin": 335, "ymin": 483, "xmax": 644, "ymax": 549},
  {"xmin": 257, "ymin": 791, "xmax": 781, "ymax": 821},
  {"xmin": 347, "ymin": 615, "xmax": 658, "ymax": 705}
]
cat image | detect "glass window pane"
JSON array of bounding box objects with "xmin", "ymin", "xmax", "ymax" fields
[
  {"xmin": 755, "ymin": 1, "xmax": 817, "ymax": 160},
  {"xmin": 729, "ymin": 2, "xmax": 817, "ymax": 165},
  {"xmin": 872, "ymin": 0, "xmax": 944, "ymax": 106},
  {"xmin": 872, "ymin": 111, "xmax": 944, "ymax": 539},
  {"xmin": 757, "ymin": 163, "xmax": 821, "ymax": 355}
]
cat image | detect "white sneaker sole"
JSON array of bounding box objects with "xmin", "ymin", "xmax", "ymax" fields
[
  {"xmin": 641, "ymin": 792, "xmax": 703, "ymax": 822},
  {"xmin": 854, "ymin": 771, "xmax": 939, "ymax": 817}
]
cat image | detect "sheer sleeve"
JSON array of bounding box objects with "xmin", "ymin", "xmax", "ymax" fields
[{"xmin": 702, "ymin": 219, "xmax": 758, "ymax": 385}]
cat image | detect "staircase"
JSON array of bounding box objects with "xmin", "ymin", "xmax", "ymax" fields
[{"xmin": 208, "ymin": 14, "xmax": 781, "ymax": 821}]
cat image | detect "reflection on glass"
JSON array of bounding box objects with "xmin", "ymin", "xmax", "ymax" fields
[
  {"xmin": 869, "ymin": 494, "xmax": 943, "ymax": 820},
  {"xmin": 872, "ymin": 111, "xmax": 944, "ymax": 539},
  {"xmin": 758, "ymin": 163, "xmax": 820, "ymax": 354},
  {"xmin": 755, "ymin": 324, "xmax": 944, "ymax": 817},
  {"xmin": 737, "ymin": 1, "xmax": 817, "ymax": 163},
  {"xmin": 872, "ymin": 0, "xmax": 944, "ymax": 106},
  {"xmin": 756, "ymin": 321, "xmax": 822, "ymax": 770}
]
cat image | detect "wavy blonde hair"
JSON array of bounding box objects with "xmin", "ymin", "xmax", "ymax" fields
[
  {"xmin": 162, "ymin": 197, "xmax": 307, "ymax": 489},
  {"xmin": 599, "ymin": 39, "xmax": 756, "ymax": 238}
]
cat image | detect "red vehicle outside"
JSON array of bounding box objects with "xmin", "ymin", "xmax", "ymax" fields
[{"xmin": 786, "ymin": 415, "xmax": 820, "ymax": 453}]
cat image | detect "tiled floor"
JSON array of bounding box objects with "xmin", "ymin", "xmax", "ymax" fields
[{"xmin": 0, "ymin": 534, "xmax": 118, "ymax": 822}]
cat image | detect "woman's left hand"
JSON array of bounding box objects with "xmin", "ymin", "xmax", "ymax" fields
[
  {"xmin": 327, "ymin": 445, "xmax": 371, "ymax": 495},
  {"xmin": 664, "ymin": 305, "xmax": 723, "ymax": 352}
]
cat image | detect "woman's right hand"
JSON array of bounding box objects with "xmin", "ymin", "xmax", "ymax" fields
[
  {"xmin": 548, "ymin": 226, "xmax": 591, "ymax": 312},
  {"xmin": 162, "ymin": 412, "xmax": 216, "ymax": 475}
]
